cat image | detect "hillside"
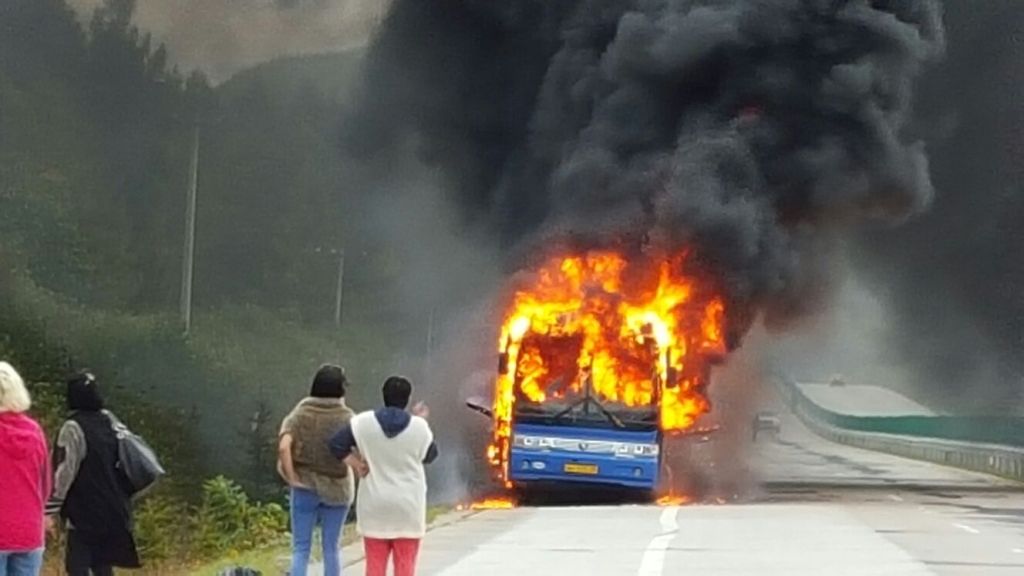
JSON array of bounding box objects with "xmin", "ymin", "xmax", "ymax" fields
[
  {"xmin": 218, "ymin": 48, "xmax": 366, "ymax": 102},
  {"xmin": 1, "ymin": 0, "xmax": 409, "ymax": 496}
]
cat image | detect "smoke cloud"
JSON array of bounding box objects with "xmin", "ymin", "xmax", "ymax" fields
[
  {"xmin": 768, "ymin": 265, "xmax": 912, "ymax": 389},
  {"xmin": 348, "ymin": 0, "xmax": 946, "ymax": 351},
  {"xmin": 854, "ymin": 0, "xmax": 1024, "ymax": 411},
  {"xmin": 68, "ymin": 0, "xmax": 388, "ymax": 81}
]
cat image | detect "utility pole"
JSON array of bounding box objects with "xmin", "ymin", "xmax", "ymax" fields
[
  {"xmin": 180, "ymin": 126, "xmax": 199, "ymax": 335},
  {"xmin": 334, "ymin": 249, "xmax": 345, "ymax": 329},
  {"xmin": 426, "ymin": 307, "xmax": 435, "ymax": 356},
  {"xmin": 424, "ymin": 307, "xmax": 435, "ymax": 379}
]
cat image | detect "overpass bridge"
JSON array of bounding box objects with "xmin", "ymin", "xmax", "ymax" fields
[{"xmin": 340, "ymin": 380, "xmax": 1024, "ymax": 575}]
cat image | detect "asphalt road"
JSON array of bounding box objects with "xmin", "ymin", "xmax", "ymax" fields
[
  {"xmin": 338, "ymin": 394, "xmax": 1023, "ymax": 575},
  {"xmin": 342, "ymin": 489, "xmax": 1024, "ymax": 575}
]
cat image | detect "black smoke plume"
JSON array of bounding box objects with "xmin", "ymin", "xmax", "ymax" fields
[
  {"xmin": 855, "ymin": 0, "xmax": 1024, "ymax": 410},
  {"xmin": 346, "ymin": 0, "xmax": 945, "ymax": 350}
]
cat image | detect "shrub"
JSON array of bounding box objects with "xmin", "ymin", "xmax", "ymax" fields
[
  {"xmin": 134, "ymin": 494, "xmax": 187, "ymax": 562},
  {"xmin": 131, "ymin": 477, "xmax": 289, "ymax": 565},
  {"xmin": 193, "ymin": 476, "xmax": 289, "ymax": 558}
]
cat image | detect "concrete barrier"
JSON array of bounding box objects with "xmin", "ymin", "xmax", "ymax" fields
[
  {"xmin": 778, "ymin": 378, "xmax": 1024, "ymax": 482},
  {"xmin": 788, "ymin": 382, "xmax": 1024, "ymax": 446}
]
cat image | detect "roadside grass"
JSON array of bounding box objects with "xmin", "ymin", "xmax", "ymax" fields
[
  {"xmin": 189, "ymin": 526, "xmax": 354, "ymax": 576},
  {"xmin": 426, "ymin": 505, "xmax": 449, "ymax": 524},
  {"xmin": 190, "ymin": 507, "xmax": 452, "ymax": 575},
  {"xmin": 187, "ymin": 545, "xmax": 292, "ymax": 576}
]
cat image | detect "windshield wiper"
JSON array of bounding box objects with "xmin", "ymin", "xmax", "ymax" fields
[{"xmin": 551, "ymin": 369, "xmax": 625, "ymax": 428}]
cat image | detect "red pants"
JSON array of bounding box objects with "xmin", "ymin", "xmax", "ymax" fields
[{"xmin": 363, "ymin": 537, "xmax": 421, "ymax": 576}]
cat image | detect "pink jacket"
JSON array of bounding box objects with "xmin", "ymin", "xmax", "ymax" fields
[{"xmin": 0, "ymin": 413, "xmax": 51, "ymax": 552}]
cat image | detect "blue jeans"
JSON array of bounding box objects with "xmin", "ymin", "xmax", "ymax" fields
[
  {"xmin": 290, "ymin": 487, "xmax": 349, "ymax": 576},
  {"xmin": 0, "ymin": 549, "xmax": 44, "ymax": 576}
]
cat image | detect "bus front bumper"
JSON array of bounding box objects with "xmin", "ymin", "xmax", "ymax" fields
[{"xmin": 508, "ymin": 448, "xmax": 659, "ymax": 489}]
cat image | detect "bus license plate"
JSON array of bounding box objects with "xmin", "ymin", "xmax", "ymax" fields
[{"xmin": 564, "ymin": 463, "xmax": 598, "ymax": 475}]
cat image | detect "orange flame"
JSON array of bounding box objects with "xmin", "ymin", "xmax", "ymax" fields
[
  {"xmin": 656, "ymin": 493, "xmax": 692, "ymax": 507},
  {"xmin": 488, "ymin": 250, "xmax": 725, "ymax": 482},
  {"xmin": 462, "ymin": 497, "xmax": 517, "ymax": 510}
]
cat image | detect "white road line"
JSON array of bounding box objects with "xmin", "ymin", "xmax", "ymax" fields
[
  {"xmin": 1013, "ymin": 548, "xmax": 1023, "ymax": 554},
  {"xmin": 637, "ymin": 506, "xmax": 679, "ymax": 576},
  {"xmin": 659, "ymin": 506, "xmax": 679, "ymax": 531},
  {"xmin": 887, "ymin": 494, "xmax": 904, "ymax": 502},
  {"xmin": 953, "ymin": 523, "xmax": 980, "ymax": 534}
]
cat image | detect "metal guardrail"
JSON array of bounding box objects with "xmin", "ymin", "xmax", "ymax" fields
[
  {"xmin": 777, "ymin": 378, "xmax": 1024, "ymax": 482},
  {"xmin": 783, "ymin": 381, "xmax": 1024, "ymax": 446}
]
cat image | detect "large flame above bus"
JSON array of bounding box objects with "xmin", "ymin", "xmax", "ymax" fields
[{"xmin": 488, "ymin": 250, "xmax": 726, "ymax": 482}]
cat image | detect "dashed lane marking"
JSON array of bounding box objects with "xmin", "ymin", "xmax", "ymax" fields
[
  {"xmin": 636, "ymin": 506, "xmax": 679, "ymax": 576},
  {"xmin": 953, "ymin": 523, "xmax": 980, "ymax": 535}
]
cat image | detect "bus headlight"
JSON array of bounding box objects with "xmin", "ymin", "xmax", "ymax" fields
[
  {"xmin": 513, "ymin": 435, "xmax": 554, "ymax": 449},
  {"xmin": 513, "ymin": 435, "xmax": 537, "ymax": 448},
  {"xmin": 615, "ymin": 443, "xmax": 659, "ymax": 456}
]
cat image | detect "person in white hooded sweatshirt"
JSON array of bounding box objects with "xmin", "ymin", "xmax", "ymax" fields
[{"xmin": 329, "ymin": 376, "xmax": 437, "ymax": 576}]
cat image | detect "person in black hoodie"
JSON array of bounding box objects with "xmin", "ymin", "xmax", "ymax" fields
[{"xmin": 45, "ymin": 372, "xmax": 141, "ymax": 576}]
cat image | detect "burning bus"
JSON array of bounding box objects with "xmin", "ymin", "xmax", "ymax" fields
[{"xmin": 469, "ymin": 250, "xmax": 726, "ymax": 494}]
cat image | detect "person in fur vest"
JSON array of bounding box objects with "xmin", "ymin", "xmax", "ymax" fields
[{"xmin": 278, "ymin": 364, "xmax": 356, "ymax": 576}]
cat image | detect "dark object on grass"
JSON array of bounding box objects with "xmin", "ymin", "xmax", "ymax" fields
[{"xmin": 217, "ymin": 567, "xmax": 262, "ymax": 576}]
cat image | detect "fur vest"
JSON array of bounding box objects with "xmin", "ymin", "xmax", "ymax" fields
[{"xmin": 279, "ymin": 398, "xmax": 356, "ymax": 505}]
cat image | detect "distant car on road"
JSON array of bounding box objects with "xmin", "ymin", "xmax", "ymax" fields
[{"xmin": 752, "ymin": 411, "xmax": 781, "ymax": 442}]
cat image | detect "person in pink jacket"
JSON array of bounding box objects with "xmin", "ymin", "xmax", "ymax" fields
[{"xmin": 0, "ymin": 362, "xmax": 52, "ymax": 576}]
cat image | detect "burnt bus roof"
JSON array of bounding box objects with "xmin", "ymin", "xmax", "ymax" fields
[{"xmin": 513, "ymin": 399, "xmax": 658, "ymax": 413}]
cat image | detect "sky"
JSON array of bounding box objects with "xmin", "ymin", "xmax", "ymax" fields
[{"xmin": 68, "ymin": 0, "xmax": 388, "ymax": 81}]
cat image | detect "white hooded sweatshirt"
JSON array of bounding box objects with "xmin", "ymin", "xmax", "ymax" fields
[{"xmin": 350, "ymin": 409, "xmax": 434, "ymax": 539}]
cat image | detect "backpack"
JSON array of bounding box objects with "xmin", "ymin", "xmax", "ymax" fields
[
  {"xmin": 217, "ymin": 568, "xmax": 262, "ymax": 576},
  {"xmin": 103, "ymin": 410, "xmax": 166, "ymax": 496}
]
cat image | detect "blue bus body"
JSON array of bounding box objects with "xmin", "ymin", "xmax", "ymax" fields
[{"xmin": 508, "ymin": 423, "xmax": 661, "ymax": 490}]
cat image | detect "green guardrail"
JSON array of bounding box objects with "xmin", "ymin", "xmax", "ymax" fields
[{"xmin": 777, "ymin": 379, "xmax": 1024, "ymax": 448}]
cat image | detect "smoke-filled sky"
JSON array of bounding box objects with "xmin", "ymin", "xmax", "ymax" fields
[
  {"xmin": 347, "ymin": 0, "xmax": 946, "ymax": 351},
  {"xmin": 60, "ymin": 0, "xmax": 1024, "ymax": 411},
  {"xmin": 853, "ymin": 0, "xmax": 1024, "ymax": 410},
  {"xmin": 68, "ymin": 0, "xmax": 388, "ymax": 81}
]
